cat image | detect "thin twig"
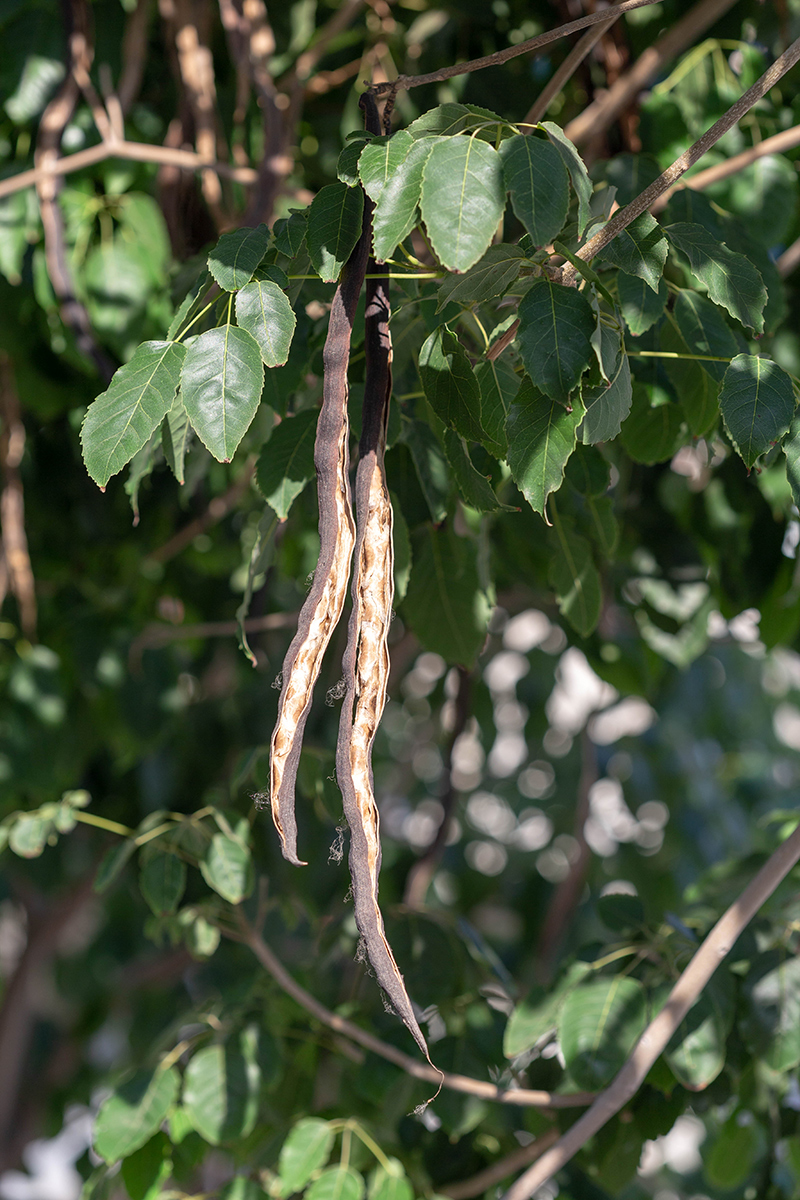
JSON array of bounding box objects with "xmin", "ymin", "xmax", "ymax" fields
[
  {"xmin": 564, "ymin": 0, "xmax": 739, "ymax": 147},
  {"xmin": 502, "ymin": 822, "xmax": 800, "ymax": 1200},
  {"xmin": 560, "ymin": 35, "xmax": 800, "ymax": 286},
  {"xmin": 128, "ymin": 612, "xmax": 296, "ymax": 670},
  {"xmin": 0, "ymin": 358, "xmax": 37, "ymax": 641},
  {"xmin": 524, "ymin": 16, "xmax": 619, "ymax": 126},
  {"xmin": 651, "ymin": 122, "xmax": 800, "ymax": 212},
  {"xmin": 172, "ymin": 0, "xmax": 228, "ymax": 225},
  {"xmin": 371, "ymin": 0, "xmax": 665, "ymax": 97},
  {"xmin": 440, "ymin": 1129, "xmax": 560, "ymax": 1200},
  {"xmin": 404, "ymin": 667, "xmax": 473, "ymax": 908},
  {"xmin": 118, "ymin": 0, "xmax": 152, "ymax": 114},
  {"xmin": 145, "ymin": 458, "xmax": 256, "ymax": 565},
  {"xmin": 233, "ymin": 911, "xmax": 594, "ymax": 1109},
  {"xmin": 777, "ymin": 236, "xmax": 800, "ymax": 278},
  {"xmin": 0, "ymin": 140, "xmax": 257, "ymax": 202}
]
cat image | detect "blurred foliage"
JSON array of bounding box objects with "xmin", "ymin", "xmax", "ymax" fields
[{"xmin": 2, "ymin": 2, "xmax": 800, "ymax": 1200}]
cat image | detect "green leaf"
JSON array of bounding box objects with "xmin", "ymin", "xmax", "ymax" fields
[
  {"xmin": 406, "ymin": 103, "xmax": 505, "ymax": 139},
  {"xmin": 368, "ymin": 1163, "xmax": 412, "ymax": 1200},
  {"xmin": 506, "ymin": 376, "xmax": 582, "ymax": 515},
  {"xmin": 419, "ymin": 326, "xmax": 485, "ymax": 442},
  {"xmin": 404, "ymin": 420, "xmax": 450, "ymax": 523},
  {"xmin": 599, "ymin": 213, "xmax": 667, "ymax": 293},
  {"xmin": 161, "ymin": 395, "xmax": 192, "ymax": 484},
  {"xmin": 565, "ymin": 445, "xmax": 610, "ymax": 496},
  {"xmin": 597, "ymin": 893, "xmax": 643, "ymax": 933},
  {"xmin": 370, "ymin": 137, "xmax": 435, "ymax": 262},
  {"xmin": 548, "ymin": 513, "xmax": 602, "ymax": 637},
  {"xmin": 619, "ymin": 387, "xmax": 684, "ymax": 464},
  {"xmin": 664, "ymin": 969, "xmax": 735, "ymax": 1090},
  {"xmin": 278, "ymin": 1118, "xmax": 335, "ymax": 1193},
  {"xmin": 139, "ymin": 850, "xmax": 186, "ymax": 917},
  {"xmin": 660, "ymin": 320, "xmax": 719, "ymax": 437},
  {"xmin": 475, "ymin": 355, "xmax": 520, "ymax": 458},
  {"xmin": 125, "ymin": 430, "xmax": 161, "ymax": 523},
  {"xmin": 337, "ymin": 135, "xmax": 372, "ymax": 186},
  {"xmin": 208, "ymin": 225, "xmax": 270, "ymax": 291},
  {"xmin": 665, "ymin": 222, "xmax": 767, "ymax": 333},
  {"xmin": 81, "ymin": 342, "xmax": 186, "ymax": 488},
  {"xmin": 500, "ymin": 135, "xmax": 569, "ymax": 246},
  {"xmin": 402, "ymin": 524, "xmax": 491, "ymax": 666},
  {"xmin": 391, "ymin": 494, "xmax": 411, "ymax": 603},
  {"xmin": 94, "ymin": 839, "xmax": 136, "ymax": 893},
  {"xmin": 235, "ymin": 276, "xmax": 296, "ymax": 367},
  {"xmin": 181, "ymin": 325, "xmax": 264, "ymax": 463},
  {"xmin": 167, "ymin": 270, "xmax": 210, "ymax": 340},
  {"xmin": 200, "ymin": 832, "xmax": 253, "ymax": 904},
  {"xmin": 358, "ymin": 131, "xmax": 414, "ymax": 203},
  {"xmin": 420, "ymin": 137, "xmax": 505, "ymax": 273},
  {"xmin": 580, "ymin": 351, "xmax": 632, "ymax": 444},
  {"xmin": 540, "ymin": 122, "xmax": 593, "ymax": 238},
  {"xmin": 673, "ymin": 290, "xmax": 737, "ymax": 382},
  {"xmin": 94, "ymin": 1067, "xmax": 180, "ymax": 1163},
  {"xmin": 584, "ymin": 494, "xmax": 618, "ymax": 557},
  {"xmin": 255, "ymin": 408, "xmax": 317, "ymax": 519},
  {"xmin": 516, "ymin": 278, "xmax": 595, "ymax": 402},
  {"xmin": 719, "ymin": 355, "xmax": 795, "ymax": 469},
  {"xmin": 0, "ymin": 191, "xmax": 32, "ymax": 285},
  {"xmin": 306, "ymin": 183, "xmax": 364, "ymax": 282},
  {"xmin": 504, "ymin": 964, "xmax": 590, "ymax": 1058},
  {"xmin": 184, "ymin": 913, "xmax": 221, "ymax": 959},
  {"xmin": 307, "ymin": 1168, "xmax": 365, "ymax": 1200},
  {"xmin": 443, "ymin": 430, "xmax": 505, "ymax": 512},
  {"xmin": 742, "ymin": 949, "xmax": 800, "ymax": 1070},
  {"xmin": 9, "ymin": 811, "xmax": 53, "ymax": 857},
  {"xmin": 182, "ymin": 1035, "xmax": 261, "ymax": 1144},
  {"xmin": 704, "ymin": 1115, "xmax": 759, "ymax": 1191},
  {"xmin": 120, "ymin": 1133, "xmax": 171, "ymax": 1200},
  {"xmin": 784, "ymin": 411, "xmax": 800, "ymax": 510},
  {"xmin": 221, "ymin": 1181, "xmax": 267, "ymax": 1200},
  {"xmin": 559, "ymin": 976, "xmax": 647, "ymax": 1089},
  {"xmin": 617, "ymin": 272, "xmax": 668, "ymax": 336},
  {"xmin": 274, "ymin": 210, "xmax": 307, "ymax": 259},
  {"xmin": 436, "ymin": 244, "xmax": 525, "ymax": 313}
]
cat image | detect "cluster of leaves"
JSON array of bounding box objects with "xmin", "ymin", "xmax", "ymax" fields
[{"xmin": 79, "ymin": 100, "xmax": 800, "ymax": 665}]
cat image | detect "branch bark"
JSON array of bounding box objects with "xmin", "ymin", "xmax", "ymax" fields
[
  {"xmin": 0, "ymin": 357, "xmax": 37, "ymax": 642},
  {"xmin": 372, "ymin": 0, "xmax": 665, "ymax": 97},
  {"xmin": 441, "ymin": 1128, "xmax": 560, "ymax": 1200},
  {"xmin": 559, "ymin": 35, "xmax": 800, "ymax": 287},
  {"xmin": 524, "ymin": 16, "xmax": 619, "ymax": 127},
  {"xmin": 233, "ymin": 911, "xmax": 595, "ymax": 1109},
  {"xmin": 502, "ymin": 821, "xmax": 800, "ymax": 1200},
  {"xmin": 563, "ymin": 0, "xmax": 738, "ymax": 148}
]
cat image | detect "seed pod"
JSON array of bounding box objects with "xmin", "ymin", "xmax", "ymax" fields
[{"xmin": 268, "ymin": 187, "xmax": 370, "ymax": 865}]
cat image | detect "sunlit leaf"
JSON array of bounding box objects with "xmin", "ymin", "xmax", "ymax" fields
[
  {"xmin": 278, "ymin": 1118, "xmax": 335, "ymax": 1193},
  {"xmin": 235, "ymin": 276, "xmax": 296, "ymax": 367},
  {"xmin": 81, "ymin": 342, "xmax": 186, "ymax": 487},
  {"xmin": 139, "ymin": 850, "xmax": 186, "ymax": 917},
  {"xmin": 208, "ymin": 225, "xmax": 270, "ymax": 291},
  {"xmin": 307, "ymin": 1167, "xmax": 364, "ymax": 1200},
  {"xmin": 420, "ymin": 137, "xmax": 505, "ymax": 273},
  {"xmin": 181, "ymin": 326, "xmax": 264, "ymax": 462},
  {"xmin": 541, "ymin": 122, "xmax": 592, "ymax": 237},
  {"xmin": 94, "ymin": 1068, "xmax": 180, "ymax": 1163},
  {"xmin": 306, "ymin": 183, "xmax": 364, "ymax": 282},
  {"xmin": 370, "ymin": 137, "xmax": 435, "ymax": 262},
  {"xmin": 200, "ymin": 833, "xmax": 253, "ymax": 904},
  {"xmin": 183, "ymin": 1034, "xmax": 261, "ymax": 1144},
  {"xmin": 501, "ymin": 135, "xmax": 569, "ymax": 246}
]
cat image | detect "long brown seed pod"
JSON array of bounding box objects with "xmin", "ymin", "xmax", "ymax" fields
[
  {"xmin": 268, "ymin": 152, "xmax": 371, "ymax": 866},
  {"xmin": 335, "ymin": 147, "xmax": 431, "ymax": 1057}
]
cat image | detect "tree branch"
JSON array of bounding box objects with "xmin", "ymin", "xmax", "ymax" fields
[
  {"xmin": 559, "ymin": 35, "xmax": 800, "ymax": 286},
  {"xmin": 0, "ymin": 357, "xmax": 37, "ymax": 642},
  {"xmin": 145, "ymin": 457, "xmax": 256, "ymax": 565},
  {"xmin": 563, "ymin": 0, "xmax": 738, "ymax": 148},
  {"xmin": 523, "ymin": 15, "xmax": 619, "ymax": 127},
  {"xmin": 0, "ymin": 139, "xmax": 257, "ymax": 202},
  {"xmin": 232, "ymin": 910, "xmax": 595, "ymax": 1109},
  {"xmin": 651, "ymin": 122, "xmax": 800, "ymax": 213},
  {"xmin": 441, "ymin": 1129, "xmax": 560, "ymax": 1200},
  {"xmin": 371, "ymin": 0, "xmax": 665, "ymax": 97},
  {"xmin": 502, "ymin": 821, "xmax": 800, "ymax": 1200}
]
